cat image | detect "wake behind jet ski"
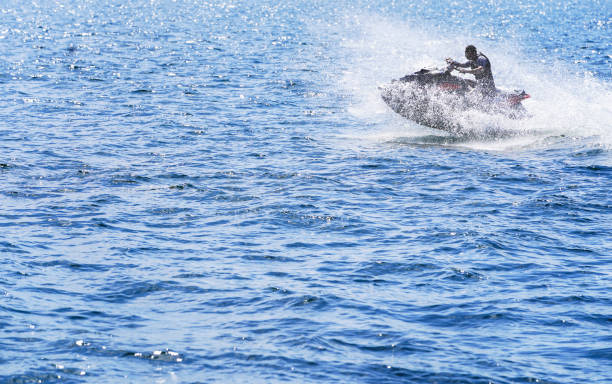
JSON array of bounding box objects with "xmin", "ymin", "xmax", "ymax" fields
[{"xmin": 380, "ymin": 46, "xmax": 530, "ymax": 133}]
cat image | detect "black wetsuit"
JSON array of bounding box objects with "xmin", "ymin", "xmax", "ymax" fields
[{"xmin": 455, "ymin": 53, "xmax": 496, "ymax": 95}]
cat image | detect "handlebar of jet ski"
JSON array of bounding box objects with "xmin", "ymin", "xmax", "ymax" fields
[{"xmin": 445, "ymin": 63, "xmax": 457, "ymax": 73}]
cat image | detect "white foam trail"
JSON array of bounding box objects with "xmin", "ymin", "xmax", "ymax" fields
[{"xmin": 333, "ymin": 14, "xmax": 612, "ymax": 149}]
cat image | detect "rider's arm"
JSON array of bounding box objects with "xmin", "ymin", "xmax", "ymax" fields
[
  {"xmin": 458, "ymin": 66, "xmax": 484, "ymax": 74},
  {"xmin": 445, "ymin": 58, "xmax": 471, "ymax": 68},
  {"xmin": 458, "ymin": 56, "xmax": 488, "ymax": 74}
]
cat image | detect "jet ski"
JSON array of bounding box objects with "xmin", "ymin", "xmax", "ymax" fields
[{"xmin": 380, "ymin": 63, "xmax": 530, "ymax": 133}]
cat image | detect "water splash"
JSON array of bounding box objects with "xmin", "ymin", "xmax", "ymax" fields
[{"xmin": 334, "ymin": 14, "xmax": 612, "ymax": 149}]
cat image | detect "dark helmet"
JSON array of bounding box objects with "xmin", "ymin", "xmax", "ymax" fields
[{"xmin": 465, "ymin": 45, "xmax": 478, "ymax": 60}]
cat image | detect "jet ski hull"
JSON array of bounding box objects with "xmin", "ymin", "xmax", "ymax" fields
[{"xmin": 380, "ymin": 67, "xmax": 530, "ymax": 133}]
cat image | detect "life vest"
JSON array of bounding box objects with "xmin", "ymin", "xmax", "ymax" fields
[{"xmin": 471, "ymin": 52, "xmax": 496, "ymax": 90}]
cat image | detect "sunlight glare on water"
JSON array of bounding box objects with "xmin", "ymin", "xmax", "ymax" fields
[{"xmin": 0, "ymin": 1, "xmax": 610, "ymax": 383}]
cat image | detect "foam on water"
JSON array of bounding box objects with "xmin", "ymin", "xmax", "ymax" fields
[{"xmin": 334, "ymin": 14, "xmax": 612, "ymax": 149}]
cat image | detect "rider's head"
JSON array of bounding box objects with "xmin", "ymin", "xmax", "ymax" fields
[{"xmin": 465, "ymin": 45, "xmax": 478, "ymax": 61}]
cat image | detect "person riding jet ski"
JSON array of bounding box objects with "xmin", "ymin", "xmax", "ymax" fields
[
  {"xmin": 446, "ymin": 45, "xmax": 496, "ymax": 97},
  {"xmin": 379, "ymin": 45, "xmax": 530, "ymax": 131}
]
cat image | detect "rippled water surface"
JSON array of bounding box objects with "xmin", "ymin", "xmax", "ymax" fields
[{"xmin": 1, "ymin": 1, "xmax": 611, "ymax": 383}]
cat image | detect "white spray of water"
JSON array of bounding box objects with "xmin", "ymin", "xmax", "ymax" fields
[{"xmin": 333, "ymin": 14, "xmax": 612, "ymax": 150}]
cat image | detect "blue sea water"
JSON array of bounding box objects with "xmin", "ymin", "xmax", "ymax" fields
[{"xmin": 0, "ymin": 0, "xmax": 611, "ymax": 382}]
